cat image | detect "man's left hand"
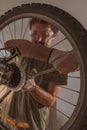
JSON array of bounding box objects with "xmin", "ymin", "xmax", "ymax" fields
[{"xmin": 22, "ymin": 78, "xmax": 36, "ymax": 92}]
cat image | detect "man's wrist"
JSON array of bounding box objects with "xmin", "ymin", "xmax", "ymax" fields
[{"xmin": 30, "ymin": 84, "xmax": 36, "ymax": 91}]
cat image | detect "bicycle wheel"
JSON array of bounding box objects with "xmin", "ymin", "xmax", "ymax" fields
[{"xmin": 0, "ymin": 3, "xmax": 87, "ymax": 130}]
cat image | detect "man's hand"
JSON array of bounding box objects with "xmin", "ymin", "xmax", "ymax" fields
[
  {"xmin": 22, "ymin": 78, "xmax": 36, "ymax": 92},
  {"xmin": 57, "ymin": 51, "xmax": 79, "ymax": 73},
  {"xmin": 49, "ymin": 49, "xmax": 79, "ymax": 74}
]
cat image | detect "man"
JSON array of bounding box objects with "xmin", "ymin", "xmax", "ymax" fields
[{"xmin": 5, "ymin": 18, "xmax": 68, "ymax": 130}]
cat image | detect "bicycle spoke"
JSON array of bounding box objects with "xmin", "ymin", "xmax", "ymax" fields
[
  {"xmin": 14, "ymin": 21, "xmax": 16, "ymax": 39},
  {"xmin": 22, "ymin": 19, "xmax": 30, "ymax": 38},
  {"xmin": 20, "ymin": 18, "xmax": 24, "ymax": 38},
  {"xmin": 8, "ymin": 24, "xmax": 13, "ymax": 39},
  {"xmin": 51, "ymin": 106, "xmax": 70, "ymax": 119},
  {"xmin": 51, "ymin": 37, "xmax": 67, "ymax": 48}
]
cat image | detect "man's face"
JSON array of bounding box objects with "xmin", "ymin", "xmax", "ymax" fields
[{"xmin": 30, "ymin": 22, "xmax": 55, "ymax": 47}]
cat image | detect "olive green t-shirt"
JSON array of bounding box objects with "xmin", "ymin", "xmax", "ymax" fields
[{"xmin": 8, "ymin": 57, "xmax": 67, "ymax": 130}]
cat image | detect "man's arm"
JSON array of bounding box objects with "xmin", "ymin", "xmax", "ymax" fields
[
  {"xmin": 5, "ymin": 39, "xmax": 79, "ymax": 74},
  {"xmin": 23, "ymin": 79, "xmax": 61, "ymax": 107},
  {"xmin": 49, "ymin": 49, "xmax": 79, "ymax": 73},
  {"xmin": 5, "ymin": 39, "xmax": 52, "ymax": 62}
]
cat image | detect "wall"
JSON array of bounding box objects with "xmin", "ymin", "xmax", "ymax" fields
[{"xmin": 0, "ymin": 0, "xmax": 87, "ymax": 29}]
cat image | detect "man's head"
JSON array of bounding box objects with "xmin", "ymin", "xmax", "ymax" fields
[{"xmin": 29, "ymin": 18, "xmax": 58, "ymax": 47}]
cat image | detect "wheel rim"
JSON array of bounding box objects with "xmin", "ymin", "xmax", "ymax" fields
[{"xmin": 0, "ymin": 12, "xmax": 85, "ymax": 130}]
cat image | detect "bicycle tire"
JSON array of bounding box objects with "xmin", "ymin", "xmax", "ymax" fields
[{"xmin": 0, "ymin": 3, "xmax": 87, "ymax": 130}]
